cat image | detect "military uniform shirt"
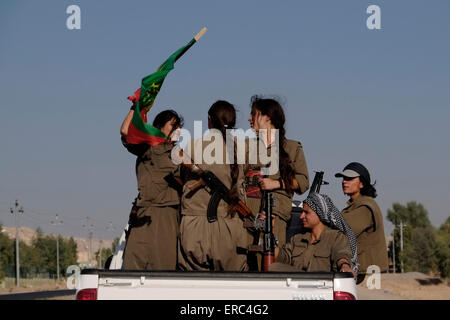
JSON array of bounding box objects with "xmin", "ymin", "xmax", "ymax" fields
[
  {"xmin": 244, "ymin": 138, "xmax": 309, "ymax": 221},
  {"xmin": 342, "ymin": 195, "xmax": 389, "ymax": 273},
  {"xmin": 122, "ymin": 136, "xmax": 180, "ymax": 207},
  {"xmin": 276, "ymin": 226, "xmax": 352, "ymax": 272}
]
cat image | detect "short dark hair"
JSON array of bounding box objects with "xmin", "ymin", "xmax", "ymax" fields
[{"xmin": 152, "ymin": 109, "xmax": 183, "ymax": 130}]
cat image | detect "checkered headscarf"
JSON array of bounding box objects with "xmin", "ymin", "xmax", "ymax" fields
[{"xmin": 304, "ymin": 192, "xmax": 359, "ymax": 274}]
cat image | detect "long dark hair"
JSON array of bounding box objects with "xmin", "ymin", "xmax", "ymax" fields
[
  {"xmin": 152, "ymin": 109, "xmax": 184, "ymax": 135},
  {"xmin": 360, "ymin": 178, "xmax": 377, "ymax": 198},
  {"xmin": 250, "ymin": 95, "xmax": 295, "ymax": 193},
  {"xmin": 208, "ymin": 100, "xmax": 240, "ymax": 217}
]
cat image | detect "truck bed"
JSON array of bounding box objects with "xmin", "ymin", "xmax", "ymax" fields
[{"xmin": 77, "ymin": 269, "xmax": 357, "ymax": 300}]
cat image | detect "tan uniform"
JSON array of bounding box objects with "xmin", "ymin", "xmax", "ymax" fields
[
  {"xmin": 270, "ymin": 226, "xmax": 352, "ymax": 272},
  {"xmin": 122, "ymin": 138, "xmax": 180, "ymax": 270},
  {"xmin": 178, "ymin": 133, "xmax": 250, "ymax": 271},
  {"xmin": 341, "ymin": 195, "xmax": 389, "ymax": 275},
  {"xmin": 244, "ymin": 138, "xmax": 309, "ymax": 270}
]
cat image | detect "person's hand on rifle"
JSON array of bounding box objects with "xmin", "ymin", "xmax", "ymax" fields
[
  {"xmin": 258, "ymin": 178, "xmax": 281, "ymax": 190},
  {"xmin": 257, "ymin": 210, "xmax": 276, "ymax": 225},
  {"xmin": 258, "ymin": 177, "xmax": 300, "ymax": 191},
  {"xmin": 257, "ymin": 211, "xmax": 279, "ymax": 258}
]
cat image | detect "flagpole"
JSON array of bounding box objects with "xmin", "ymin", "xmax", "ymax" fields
[
  {"xmin": 194, "ymin": 27, "xmax": 207, "ymax": 41},
  {"xmin": 133, "ymin": 27, "xmax": 208, "ymax": 126},
  {"xmin": 174, "ymin": 27, "xmax": 208, "ymax": 64}
]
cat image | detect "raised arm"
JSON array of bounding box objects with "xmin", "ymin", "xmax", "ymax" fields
[
  {"xmin": 120, "ymin": 109, "xmax": 134, "ymax": 137},
  {"xmin": 120, "ymin": 106, "xmax": 150, "ymax": 157}
]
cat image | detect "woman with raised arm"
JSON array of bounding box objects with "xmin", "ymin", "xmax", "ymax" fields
[{"xmin": 120, "ymin": 92, "xmax": 183, "ymax": 271}]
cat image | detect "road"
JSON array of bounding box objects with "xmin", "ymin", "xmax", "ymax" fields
[{"xmin": 0, "ymin": 289, "xmax": 75, "ymax": 300}]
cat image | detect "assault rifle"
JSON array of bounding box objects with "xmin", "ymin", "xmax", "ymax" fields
[
  {"xmin": 308, "ymin": 171, "xmax": 329, "ymax": 194},
  {"xmin": 174, "ymin": 149, "xmax": 257, "ymax": 231},
  {"xmin": 244, "ymin": 190, "xmax": 276, "ymax": 271},
  {"xmin": 286, "ymin": 171, "xmax": 330, "ymax": 242},
  {"xmin": 261, "ymin": 191, "xmax": 276, "ymax": 271}
]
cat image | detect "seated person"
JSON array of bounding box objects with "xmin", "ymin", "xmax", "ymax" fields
[{"xmin": 269, "ymin": 193, "xmax": 358, "ymax": 278}]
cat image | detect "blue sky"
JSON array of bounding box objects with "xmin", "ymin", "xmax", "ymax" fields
[{"xmin": 1, "ymin": 0, "xmax": 449, "ymax": 239}]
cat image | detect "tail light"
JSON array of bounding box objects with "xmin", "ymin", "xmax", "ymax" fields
[
  {"xmin": 334, "ymin": 291, "xmax": 356, "ymax": 300},
  {"xmin": 76, "ymin": 288, "xmax": 98, "ymax": 300}
]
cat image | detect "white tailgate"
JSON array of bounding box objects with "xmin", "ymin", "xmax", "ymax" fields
[{"xmin": 97, "ymin": 276, "xmax": 334, "ymax": 300}]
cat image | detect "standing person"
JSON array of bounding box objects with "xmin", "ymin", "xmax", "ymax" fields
[
  {"xmin": 177, "ymin": 100, "xmax": 249, "ymax": 271},
  {"xmin": 269, "ymin": 193, "xmax": 357, "ymax": 277},
  {"xmin": 120, "ymin": 95, "xmax": 183, "ymax": 270},
  {"xmin": 245, "ymin": 96, "xmax": 309, "ymax": 259},
  {"xmin": 335, "ymin": 162, "xmax": 389, "ymax": 284}
]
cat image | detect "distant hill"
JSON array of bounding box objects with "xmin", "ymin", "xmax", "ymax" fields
[{"xmin": 1, "ymin": 226, "xmax": 114, "ymax": 266}]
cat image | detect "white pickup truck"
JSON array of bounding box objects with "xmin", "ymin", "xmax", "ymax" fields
[{"xmin": 75, "ymin": 209, "xmax": 357, "ymax": 301}]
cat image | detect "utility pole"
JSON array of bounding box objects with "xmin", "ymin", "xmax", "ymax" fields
[
  {"xmin": 99, "ymin": 240, "xmax": 103, "ymax": 269},
  {"xmin": 10, "ymin": 200, "xmax": 24, "ymax": 287},
  {"xmin": 103, "ymin": 221, "xmax": 116, "ymax": 269},
  {"xmin": 51, "ymin": 214, "xmax": 63, "ymax": 281},
  {"xmin": 392, "ymin": 227, "xmax": 396, "ymax": 274},
  {"xmin": 107, "ymin": 221, "xmax": 115, "ymax": 234},
  {"xmin": 83, "ymin": 217, "xmax": 94, "ymax": 267},
  {"xmin": 400, "ymin": 220, "xmax": 405, "ymax": 273},
  {"xmin": 107, "ymin": 221, "xmax": 116, "ymax": 241}
]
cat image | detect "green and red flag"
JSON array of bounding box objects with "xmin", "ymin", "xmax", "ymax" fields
[{"xmin": 126, "ymin": 27, "xmax": 207, "ymax": 146}]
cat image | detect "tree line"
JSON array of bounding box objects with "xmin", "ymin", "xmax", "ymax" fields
[
  {"xmin": 0, "ymin": 224, "xmax": 118, "ymax": 282},
  {"xmin": 387, "ymin": 201, "xmax": 449, "ymax": 278}
]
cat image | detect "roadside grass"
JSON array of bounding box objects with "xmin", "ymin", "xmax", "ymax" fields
[{"xmin": 0, "ymin": 277, "xmax": 68, "ymax": 293}]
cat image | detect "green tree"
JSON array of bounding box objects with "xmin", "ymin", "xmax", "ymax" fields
[
  {"xmin": 0, "ymin": 222, "xmax": 14, "ymax": 281},
  {"xmin": 387, "ymin": 202, "xmax": 436, "ymax": 274},
  {"xmin": 387, "ymin": 201, "xmax": 432, "ymax": 228},
  {"xmin": 0, "ymin": 223, "xmax": 14, "ymax": 266},
  {"xmin": 60, "ymin": 236, "xmax": 78, "ymax": 277},
  {"xmin": 31, "ymin": 229, "xmax": 78, "ymax": 277},
  {"xmin": 434, "ymin": 217, "xmax": 450, "ymax": 278},
  {"xmin": 20, "ymin": 239, "xmax": 39, "ymax": 272},
  {"xmin": 31, "ymin": 228, "xmax": 56, "ymax": 274},
  {"xmin": 94, "ymin": 237, "xmax": 119, "ymax": 268},
  {"xmin": 112, "ymin": 237, "xmax": 119, "ymax": 252}
]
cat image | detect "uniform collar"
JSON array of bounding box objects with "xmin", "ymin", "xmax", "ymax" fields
[
  {"xmin": 300, "ymin": 225, "xmax": 333, "ymax": 245},
  {"xmin": 346, "ymin": 194, "xmax": 364, "ymax": 206}
]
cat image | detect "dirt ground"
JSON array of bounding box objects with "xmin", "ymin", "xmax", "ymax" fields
[
  {"xmin": 1, "ymin": 272, "xmax": 449, "ymax": 300},
  {"xmin": 357, "ymin": 272, "xmax": 450, "ymax": 300}
]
